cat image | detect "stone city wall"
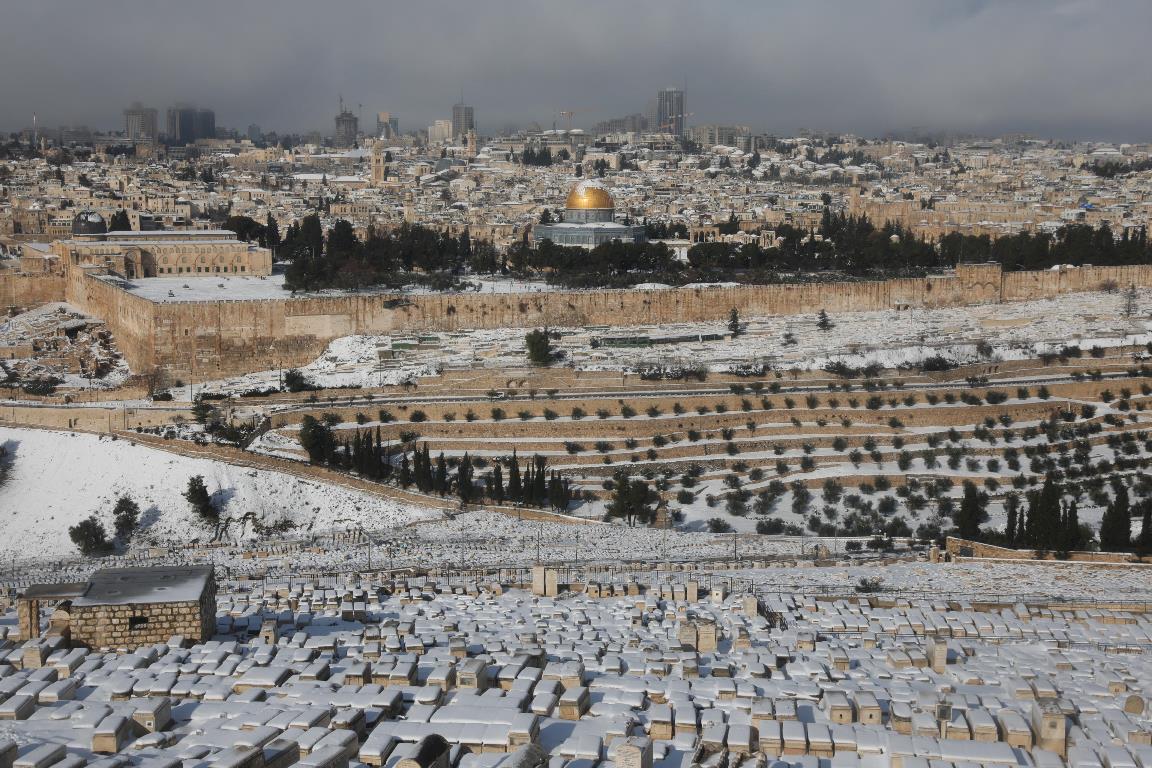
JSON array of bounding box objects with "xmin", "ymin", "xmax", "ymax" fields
[
  {"xmin": 0, "ymin": 271, "xmax": 65, "ymax": 311},
  {"xmin": 0, "ymin": 404, "xmax": 188, "ymax": 432},
  {"xmin": 23, "ymin": 261, "xmax": 1152, "ymax": 381}
]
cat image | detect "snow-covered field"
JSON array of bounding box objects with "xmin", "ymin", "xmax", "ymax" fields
[
  {"xmin": 191, "ymin": 288, "xmax": 1152, "ymax": 395},
  {"xmin": 0, "ymin": 427, "xmax": 439, "ymax": 562}
]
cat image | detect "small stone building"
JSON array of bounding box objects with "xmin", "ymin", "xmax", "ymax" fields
[{"xmin": 20, "ymin": 566, "xmax": 216, "ymax": 649}]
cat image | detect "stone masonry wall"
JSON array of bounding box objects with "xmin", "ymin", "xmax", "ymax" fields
[
  {"xmin": 0, "ymin": 271, "xmax": 66, "ymax": 311},
  {"xmin": 69, "ymin": 580, "xmax": 215, "ymax": 649},
  {"xmin": 40, "ymin": 262, "xmax": 1152, "ymax": 381}
]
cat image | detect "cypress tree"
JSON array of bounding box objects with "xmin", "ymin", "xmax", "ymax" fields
[
  {"xmin": 533, "ymin": 454, "xmax": 548, "ymax": 504},
  {"xmin": 524, "ymin": 464, "xmax": 535, "ymax": 506},
  {"xmin": 492, "ymin": 464, "xmax": 504, "ymax": 504},
  {"xmin": 956, "ymin": 481, "xmax": 984, "ymax": 540},
  {"xmin": 507, "ymin": 451, "xmax": 522, "ymax": 502},
  {"xmin": 1137, "ymin": 499, "xmax": 1152, "ymax": 554},
  {"xmin": 1100, "ymin": 484, "xmax": 1132, "ymax": 552},
  {"xmin": 434, "ymin": 453, "xmax": 448, "ymax": 496},
  {"xmin": 399, "ymin": 453, "xmax": 411, "ymax": 488},
  {"xmin": 458, "ymin": 453, "xmax": 474, "ymax": 503},
  {"xmin": 1004, "ymin": 492, "xmax": 1019, "ymax": 547},
  {"xmin": 1064, "ymin": 498, "xmax": 1081, "ymax": 551}
]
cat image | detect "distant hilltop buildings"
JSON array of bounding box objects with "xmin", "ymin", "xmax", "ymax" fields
[{"xmin": 120, "ymin": 102, "xmax": 215, "ymax": 146}]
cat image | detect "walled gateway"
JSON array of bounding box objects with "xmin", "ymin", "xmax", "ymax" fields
[{"xmin": 3, "ymin": 262, "xmax": 1150, "ymax": 381}]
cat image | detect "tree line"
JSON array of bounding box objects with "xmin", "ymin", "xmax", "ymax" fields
[
  {"xmin": 276, "ymin": 209, "xmax": 1152, "ymax": 293},
  {"xmin": 296, "ymin": 415, "xmax": 575, "ymax": 511},
  {"xmin": 961, "ymin": 475, "xmax": 1152, "ymax": 556},
  {"xmin": 282, "ymin": 215, "xmax": 499, "ymax": 291}
]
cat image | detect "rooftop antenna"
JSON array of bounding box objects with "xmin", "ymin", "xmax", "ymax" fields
[{"xmin": 32, "ymin": 113, "xmax": 37, "ymax": 147}]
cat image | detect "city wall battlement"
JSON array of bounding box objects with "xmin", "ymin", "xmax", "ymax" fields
[{"xmin": 4, "ymin": 262, "xmax": 1151, "ymax": 381}]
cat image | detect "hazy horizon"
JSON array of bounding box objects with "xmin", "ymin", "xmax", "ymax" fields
[{"xmin": 2, "ymin": 0, "xmax": 1150, "ymax": 144}]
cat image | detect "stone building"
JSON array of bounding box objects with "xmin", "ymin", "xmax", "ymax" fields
[
  {"xmin": 52, "ymin": 225, "xmax": 272, "ymax": 279},
  {"xmin": 19, "ymin": 566, "xmax": 216, "ymax": 649}
]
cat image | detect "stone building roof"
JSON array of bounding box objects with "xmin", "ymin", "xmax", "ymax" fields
[{"xmin": 70, "ymin": 565, "xmax": 214, "ymax": 607}]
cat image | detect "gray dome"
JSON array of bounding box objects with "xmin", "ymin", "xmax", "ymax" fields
[{"xmin": 72, "ymin": 209, "xmax": 107, "ymax": 236}]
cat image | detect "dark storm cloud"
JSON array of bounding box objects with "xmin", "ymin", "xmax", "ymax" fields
[{"xmin": 1, "ymin": 0, "xmax": 1149, "ymax": 141}]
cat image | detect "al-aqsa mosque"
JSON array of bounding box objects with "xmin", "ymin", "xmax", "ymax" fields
[{"xmin": 532, "ymin": 181, "xmax": 647, "ymax": 248}]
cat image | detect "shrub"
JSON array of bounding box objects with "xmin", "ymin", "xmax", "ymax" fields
[
  {"xmin": 595, "ymin": 441, "xmax": 613, "ymax": 453},
  {"xmin": 707, "ymin": 518, "xmax": 734, "ymax": 533},
  {"xmin": 676, "ymin": 489, "xmax": 695, "ymax": 504},
  {"xmin": 409, "ymin": 410, "xmax": 428, "ymax": 423},
  {"xmin": 283, "ymin": 369, "xmax": 317, "ymax": 393},
  {"xmin": 620, "ymin": 405, "xmax": 637, "ymax": 418},
  {"xmin": 646, "ymin": 405, "xmax": 661, "ymax": 418},
  {"xmin": 757, "ymin": 518, "xmax": 786, "ymax": 534},
  {"xmin": 491, "ymin": 408, "xmax": 506, "ymax": 421},
  {"xmin": 542, "ymin": 408, "xmax": 558, "ymax": 420},
  {"xmin": 69, "ymin": 516, "xmax": 113, "ymax": 556},
  {"xmin": 571, "ymin": 407, "xmax": 586, "ymax": 420},
  {"xmin": 565, "ymin": 442, "xmax": 584, "ymax": 454}
]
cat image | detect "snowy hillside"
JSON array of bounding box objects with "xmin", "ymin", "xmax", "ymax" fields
[{"xmin": 0, "ymin": 427, "xmax": 439, "ymax": 562}]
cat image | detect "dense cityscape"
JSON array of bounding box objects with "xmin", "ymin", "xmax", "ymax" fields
[{"xmin": 0, "ymin": 4, "xmax": 1151, "ymax": 768}]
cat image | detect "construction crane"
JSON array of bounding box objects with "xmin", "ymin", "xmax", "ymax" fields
[{"xmin": 554, "ymin": 107, "xmax": 594, "ymax": 132}]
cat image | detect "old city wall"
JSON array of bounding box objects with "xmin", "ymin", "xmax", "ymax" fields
[
  {"xmin": 1001, "ymin": 264, "xmax": 1152, "ymax": 302},
  {"xmin": 0, "ymin": 271, "xmax": 65, "ymax": 311},
  {"xmin": 74, "ymin": 264, "xmax": 1003, "ymax": 379},
  {"xmin": 48, "ymin": 262, "xmax": 1152, "ymax": 380},
  {"xmin": 66, "ymin": 269, "xmax": 157, "ymax": 373},
  {"xmin": 0, "ymin": 403, "xmax": 189, "ymax": 431}
]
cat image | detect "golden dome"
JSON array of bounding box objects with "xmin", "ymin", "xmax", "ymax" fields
[{"xmin": 565, "ymin": 183, "xmax": 615, "ymax": 210}]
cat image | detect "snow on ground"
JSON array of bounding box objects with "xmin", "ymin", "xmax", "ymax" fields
[
  {"xmin": 0, "ymin": 427, "xmax": 439, "ymax": 563},
  {"xmin": 191, "ymin": 288, "xmax": 1152, "ymax": 395},
  {"xmin": 725, "ymin": 559, "xmax": 1152, "ymax": 600},
  {"xmin": 105, "ymin": 274, "xmax": 568, "ymax": 303}
]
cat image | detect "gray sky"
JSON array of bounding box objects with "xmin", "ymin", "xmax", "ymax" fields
[{"xmin": 3, "ymin": 0, "xmax": 1150, "ymax": 142}]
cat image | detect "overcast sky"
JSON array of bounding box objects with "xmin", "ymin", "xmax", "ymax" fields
[{"xmin": 2, "ymin": 0, "xmax": 1149, "ymax": 142}]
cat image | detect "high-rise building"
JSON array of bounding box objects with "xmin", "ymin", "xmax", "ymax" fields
[
  {"xmin": 656, "ymin": 88, "xmax": 686, "ymax": 136},
  {"xmin": 193, "ymin": 108, "xmax": 216, "ymax": 141},
  {"xmin": 376, "ymin": 111, "xmax": 399, "ymax": 139},
  {"xmin": 334, "ymin": 108, "xmax": 359, "ymax": 148},
  {"xmin": 452, "ymin": 103, "xmax": 474, "ymax": 141},
  {"xmin": 165, "ymin": 105, "xmax": 214, "ymax": 145},
  {"xmin": 427, "ymin": 120, "xmax": 453, "ymax": 144},
  {"xmin": 124, "ymin": 103, "xmax": 158, "ymax": 143},
  {"xmin": 247, "ymin": 124, "xmax": 262, "ymax": 143}
]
